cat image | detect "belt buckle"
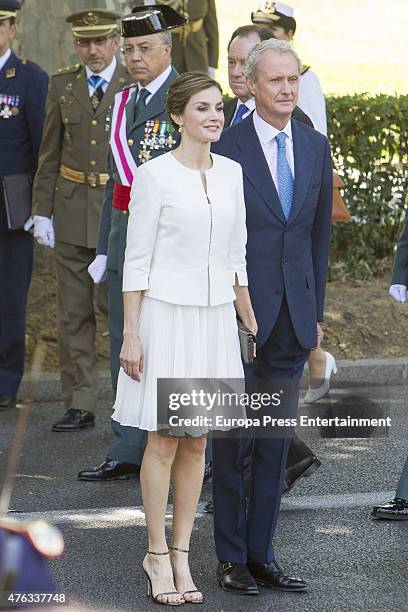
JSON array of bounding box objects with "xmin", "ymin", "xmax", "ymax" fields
[{"xmin": 87, "ymin": 172, "xmax": 98, "ymax": 188}]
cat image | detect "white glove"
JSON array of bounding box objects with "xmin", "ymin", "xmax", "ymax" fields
[
  {"xmin": 33, "ymin": 215, "xmax": 55, "ymax": 248},
  {"xmin": 88, "ymin": 254, "xmax": 107, "ymax": 284},
  {"xmin": 208, "ymin": 66, "xmax": 216, "ymax": 78},
  {"xmin": 389, "ymin": 284, "xmax": 407, "ymax": 303}
]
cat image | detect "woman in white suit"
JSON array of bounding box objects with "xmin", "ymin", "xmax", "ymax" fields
[{"xmin": 112, "ymin": 72, "xmax": 257, "ymax": 605}]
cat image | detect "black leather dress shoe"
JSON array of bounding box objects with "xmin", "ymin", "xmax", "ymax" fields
[
  {"xmin": 52, "ymin": 409, "xmax": 95, "ymax": 432},
  {"xmin": 371, "ymin": 498, "xmax": 408, "ymax": 520},
  {"xmin": 248, "ymin": 560, "xmax": 307, "ymax": 592},
  {"xmin": 0, "ymin": 395, "xmax": 16, "ymax": 410},
  {"xmin": 283, "ymin": 456, "xmax": 321, "ymax": 493},
  {"xmin": 78, "ymin": 459, "xmax": 140, "ymax": 481},
  {"xmin": 203, "ymin": 461, "xmax": 212, "ymax": 482},
  {"xmin": 217, "ymin": 562, "xmax": 259, "ymax": 595}
]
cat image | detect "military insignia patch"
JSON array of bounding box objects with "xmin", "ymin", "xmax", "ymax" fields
[
  {"xmin": 83, "ymin": 12, "xmax": 99, "ymax": 26},
  {"xmin": 5, "ymin": 68, "xmax": 16, "ymax": 79},
  {"xmin": 264, "ymin": 1, "xmax": 276, "ymax": 11}
]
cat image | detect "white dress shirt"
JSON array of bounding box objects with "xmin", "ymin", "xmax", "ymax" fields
[
  {"xmin": 252, "ymin": 110, "xmax": 295, "ymax": 198},
  {"xmin": 0, "ymin": 48, "xmax": 11, "ymax": 72},
  {"xmin": 231, "ymin": 96, "xmax": 256, "ymax": 124},
  {"xmin": 136, "ymin": 64, "xmax": 172, "ymax": 104},
  {"xmin": 123, "ymin": 151, "xmax": 248, "ymax": 306},
  {"xmin": 85, "ymin": 57, "xmax": 117, "ymax": 96},
  {"xmin": 298, "ymin": 69, "xmax": 327, "ymax": 136}
]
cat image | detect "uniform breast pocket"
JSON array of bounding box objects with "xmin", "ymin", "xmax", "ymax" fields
[
  {"xmin": 62, "ymin": 110, "xmax": 82, "ymax": 125},
  {"xmin": 62, "ymin": 110, "xmax": 82, "ymax": 144}
]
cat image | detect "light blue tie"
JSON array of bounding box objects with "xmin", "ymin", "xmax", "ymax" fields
[
  {"xmin": 88, "ymin": 74, "xmax": 107, "ymax": 91},
  {"xmin": 276, "ymin": 132, "xmax": 294, "ymax": 220},
  {"xmin": 231, "ymin": 103, "xmax": 249, "ymax": 126}
]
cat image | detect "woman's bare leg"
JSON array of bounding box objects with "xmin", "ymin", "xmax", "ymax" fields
[
  {"xmin": 141, "ymin": 431, "xmax": 184, "ymax": 605},
  {"xmin": 170, "ymin": 436, "xmax": 206, "ymax": 603}
]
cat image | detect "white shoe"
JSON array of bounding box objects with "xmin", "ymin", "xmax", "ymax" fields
[{"xmin": 304, "ymin": 351, "xmax": 337, "ymax": 404}]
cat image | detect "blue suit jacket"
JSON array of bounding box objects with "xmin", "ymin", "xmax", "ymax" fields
[
  {"xmin": 212, "ymin": 114, "xmax": 333, "ymax": 349},
  {"xmin": 0, "ymin": 51, "xmax": 48, "ymax": 176}
]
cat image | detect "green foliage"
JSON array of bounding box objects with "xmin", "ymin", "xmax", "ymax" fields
[{"xmin": 327, "ymin": 93, "xmax": 408, "ymax": 279}]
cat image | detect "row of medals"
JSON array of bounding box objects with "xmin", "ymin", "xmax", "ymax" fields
[
  {"xmin": 138, "ymin": 120, "xmax": 178, "ymax": 163},
  {"xmin": 0, "ymin": 94, "xmax": 20, "ymax": 118}
]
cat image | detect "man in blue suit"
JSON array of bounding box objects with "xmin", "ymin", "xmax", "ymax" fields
[
  {"xmin": 212, "ymin": 39, "xmax": 332, "ymax": 595},
  {"xmin": 0, "ymin": 0, "xmax": 48, "ymax": 410}
]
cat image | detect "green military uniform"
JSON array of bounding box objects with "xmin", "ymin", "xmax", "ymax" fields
[
  {"xmin": 32, "ymin": 10, "xmax": 131, "ymax": 415},
  {"xmin": 170, "ymin": 0, "xmax": 219, "ymax": 73}
]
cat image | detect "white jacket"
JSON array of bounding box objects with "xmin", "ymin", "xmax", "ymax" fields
[{"xmin": 123, "ymin": 151, "xmax": 248, "ymax": 306}]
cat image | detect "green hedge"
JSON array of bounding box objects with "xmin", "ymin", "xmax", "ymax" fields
[{"xmin": 327, "ymin": 94, "xmax": 408, "ymax": 279}]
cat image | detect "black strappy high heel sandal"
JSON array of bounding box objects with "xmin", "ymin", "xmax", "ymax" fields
[
  {"xmin": 141, "ymin": 551, "xmax": 185, "ymax": 606},
  {"xmin": 169, "ymin": 546, "xmax": 204, "ymax": 605}
]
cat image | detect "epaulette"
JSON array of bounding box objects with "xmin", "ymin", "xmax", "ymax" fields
[
  {"xmin": 20, "ymin": 58, "xmax": 39, "ymax": 70},
  {"xmin": 301, "ymin": 65, "xmax": 311, "ymax": 75},
  {"xmin": 54, "ymin": 63, "xmax": 81, "ymax": 76}
]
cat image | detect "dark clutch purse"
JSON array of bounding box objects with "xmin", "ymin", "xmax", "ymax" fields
[
  {"xmin": 237, "ymin": 321, "xmax": 256, "ymax": 364},
  {"xmin": 1, "ymin": 173, "xmax": 33, "ymax": 231}
]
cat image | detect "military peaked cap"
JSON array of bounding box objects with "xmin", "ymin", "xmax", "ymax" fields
[
  {"xmin": 66, "ymin": 8, "xmax": 120, "ymax": 39},
  {"xmin": 0, "ymin": 0, "xmax": 20, "ymax": 21}
]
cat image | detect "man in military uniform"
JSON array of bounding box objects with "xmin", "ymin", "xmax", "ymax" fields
[
  {"xmin": 78, "ymin": 4, "xmax": 185, "ymax": 481},
  {"xmin": 168, "ymin": 0, "xmax": 219, "ymax": 75},
  {"xmin": 251, "ymin": 1, "xmax": 327, "ymax": 135},
  {"xmin": 31, "ymin": 10, "xmax": 130, "ymax": 431},
  {"xmin": 0, "ymin": 0, "xmax": 48, "ymax": 411}
]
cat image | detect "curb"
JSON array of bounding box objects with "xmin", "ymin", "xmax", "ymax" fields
[{"xmin": 18, "ymin": 357, "xmax": 408, "ymax": 403}]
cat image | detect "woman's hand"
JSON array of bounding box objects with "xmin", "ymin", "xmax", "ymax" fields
[
  {"xmin": 120, "ymin": 333, "xmax": 144, "ymax": 381},
  {"xmin": 242, "ymin": 314, "xmax": 258, "ymax": 338}
]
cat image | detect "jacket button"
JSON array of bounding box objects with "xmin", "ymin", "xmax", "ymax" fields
[
  {"xmin": 91, "ymin": 119, "xmax": 98, "ymax": 126},
  {"xmin": 90, "ymin": 139, "xmax": 97, "ymax": 145},
  {"xmin": 90, "ymin": 160, "xmax": 96, "ymax": 167},
  {"xmin": 128, "ymin": 138, "xmax": 134, "ymax": 146},
  {"xmin": 283, "ymin": 259, "xmax": 289, "ymax": 265}
]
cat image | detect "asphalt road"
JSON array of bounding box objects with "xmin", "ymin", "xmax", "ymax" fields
[{"xmin": 1, "ymin": 376, "xmax": 407, "ymax": 611}]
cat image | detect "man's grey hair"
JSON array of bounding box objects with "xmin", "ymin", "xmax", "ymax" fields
[
  {"xmin": 160, "ymin": 31, "xmax": 172, "ymax": 45},
  {"xmin": 245, "ymin": 39, "xmax": 302, "ymax": 80}
]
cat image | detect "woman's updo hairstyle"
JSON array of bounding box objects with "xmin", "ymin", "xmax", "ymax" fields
[{"xmin": 166, "ymin": 71, "xmax": 223, "ymax": 130}]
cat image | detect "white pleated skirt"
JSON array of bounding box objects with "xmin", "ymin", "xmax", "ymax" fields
[{"xmin": 111, "ymin": 297, "xmax": 245, "ymax": 431}]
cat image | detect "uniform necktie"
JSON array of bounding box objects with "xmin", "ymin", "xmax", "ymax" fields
[
  {"xmin": 231, "ymin": 103, "xmax": 249, "ymax": 126},
  {"xmin": 134, "ymin": 87, "xmax": 150, "ymax": 120},
  {"xmin": 88, "ymin": 75, "xmax": 107, "ymax": 111},
  {"xmin": 276, "ymin": 132, "xmax": 294, "ymax": 220}
]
